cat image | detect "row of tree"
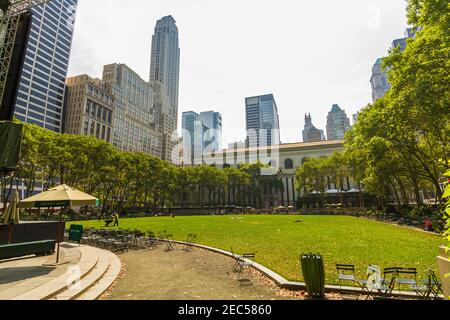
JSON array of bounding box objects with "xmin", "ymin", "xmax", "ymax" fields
[
  {"xmin": 296, "ymin": 0, "xmax": 449, "ymax": 208},
  {"xmin": 1, "ymin": 1, "xmax": 448, "ymax": 213},
  {"xmin": 0, "ymin": 123, "xmax": 284, "ymax": 212}
]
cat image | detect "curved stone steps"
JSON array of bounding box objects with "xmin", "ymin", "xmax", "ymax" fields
[
  {"xmin": 13, "ymin": 245, "xmax": 99, "ymax": 300},
  {"xmin": 76, "ymin": 251, "xmax": 122, "ymax": 300},
  {"xmin": 50, "ymin": 247, "xmax": 112, "ymax": 300}
]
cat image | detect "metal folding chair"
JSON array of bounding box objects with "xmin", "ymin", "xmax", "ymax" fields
[
  {"xmin": 336, "ymin": 264, "xmax": 356, "ymax": 298},
  {"xmin": 230, "ymin": 247, "xmax": 240, "ymax": 272},
  {"xmin": 412, "ymin": 269, "xmax": 444, "ymax": 299},
  {"xmin": 163, "ymin": 233, "xmax": 175, "ymax": 251},
  {"xmin": 356, "ymin": 265, "xmax": 395, "ymax": 300},
  {"xmin": 394, "ymin": 268, "xmax": 417, "ymax": 292},
  {"xmin": 427, "ymin": 270, "xmax": 444, "ymax": 299},
  {"xmin": 230, "ymin": 247, "xmax": 256, "ymax": 280},
  {"xmin": 183, "ymin": 234, "xmax": 197, "ymax": 252},
  {"xmin": 142, "ymin": 231, "xmax": 157, "ymax": 249}
]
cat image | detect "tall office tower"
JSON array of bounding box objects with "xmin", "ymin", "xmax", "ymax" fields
[
  {"xmin": 352, "ymin": 112, "xmax": 359, "ymax": 126},
  {"xmin": 199, "ymin": 111, "xmax": 222, "ymax": 152},
  {"xmin": 370, "ymin": 28, "xmax": 415, "ymax": 103},
  {"xmin": 150, "ymin": 15, "xmax": 180, "ymax": 161},
  {"xmin": 302, "ymin": 113, "xmax": 325, "ymax": 143},
  {"xmin": 245, "ymin": 94, "xmax": 280, "ymax": 147},
  {"xmin": 65, "ymin": 75, "xmax": 114, "ymax": 143},
  {"xmin": 182, "ymin": 111, "xmax": 202, "ymax": 165},
  {"xmin": 102, "ymin": 63, "xmax": 161, "ymax": 157},
  {"xmin": 370, "ymin": 58, "xmax": 390, "ymax": 103},
  {"xmin": 326, "ymin": 104, "xmax": 350, "ymax": 141},
  {"xmin": 182, "ymin": 110, "xmax": 222, "ymax": 164},
  {"xmin": 14, "ymin": 0, "xmax": 78, "ymax": 133}
]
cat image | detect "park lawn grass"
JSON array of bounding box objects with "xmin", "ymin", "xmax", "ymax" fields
[{"xmin": 73, "ymin": 215, "xmax": 443, "ymax": 285}]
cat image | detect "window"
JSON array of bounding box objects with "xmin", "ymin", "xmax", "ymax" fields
[{"xmin": 285, "ymin": 159, "xmax": 294, "ymax": 170}]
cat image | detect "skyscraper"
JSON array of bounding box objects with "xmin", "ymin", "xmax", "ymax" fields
[
  {"xmin": 102, "ymin": 63, "xmax": 161, "ymax": 157},
  {"xmin": 352, "ymin": 112, "xmax": 360, "ymax": 126},
  {"xmin": 199, "ymin": 111, "xmax": 222, "ymax": 152},
  {"xmin": 14, "ymin": 0, "xmax": 78, "ymax": 133},
  {"xmin": 182, "ymin": 111, "xmax": 202, "ymax": 165},
  {"xmin": 182, "ymin": 110, "xmax": 222, "ymax": 164},
  {"xmin": 150, "ymin": 15, "xmax": 180, "ymax": 161},
  {"xmin": 245, "ymin": 94, "xmax": 280, "ymax": 147},
  {"xmin": 370, "ymin": 28, "xmax": 415, "ymax": 103},
  {"xmin": 370, "ymin": 58, "xmax": 390, "ymax": 103},
  {"xmin": 302, "ymin": 114, "xmax": 325, "ymax": 143},
  {"xmin": 326, "ymin": 104, "xmax": 350, "ymax": 141}
]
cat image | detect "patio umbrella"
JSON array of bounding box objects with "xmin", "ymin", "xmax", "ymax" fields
[
  {"xmin": 19, "ymin": 184, "xmax": 100, "ymax": 263},
  {"xmin": 2, "ymin": 191, "xmax": 19, "ymax": 244},
  {"xmin": 2, "ymin": 190, "xmax": 19, "ymax": 225},
  {"xmin": 19, "ymin": 184, "xmax": 100, "ymax": 209}
]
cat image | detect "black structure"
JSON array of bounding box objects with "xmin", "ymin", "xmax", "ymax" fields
[
  {"xmin": 0, "ymin": 221, "xmax": 65, "ymax": 245},
  {"xmin": 0, "ymin": 11, "xmax": 32, "ymax": 121},
  {"xmin": 0, "ymin": 121, "xmax": 23, "ymax": 173}
]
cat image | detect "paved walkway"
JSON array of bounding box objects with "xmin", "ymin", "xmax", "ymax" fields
[
  {"xmin": 102, "ymin": 246, "xmax": 340, "ymax": 300},
  {"xmin": 0, "ymin": 244, "xmax": 121, "ymax": 300},
  {"xmin": 0, "ymin": 244, "xmax": 81, "ymax": 300}
]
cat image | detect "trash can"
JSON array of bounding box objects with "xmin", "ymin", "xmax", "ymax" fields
[{"xmin": 68, "ymin": 224, "xmax": 83, "ymax": 244}]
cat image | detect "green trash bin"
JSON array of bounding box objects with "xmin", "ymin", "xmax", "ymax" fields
[
  {"xmin": 68, "ymin": 224, "xmax": 83, "ymax": 244},
  {"xmin": 301, "ymin": 253, "xmax": 325, "ymax": 298}
]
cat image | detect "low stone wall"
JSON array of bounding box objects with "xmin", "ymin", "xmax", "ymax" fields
[
  {"xmin": 169, "ymin": 239, "xmax": 437, "ymax": 299},
  {"xmin": 437, "ymin": 246, "xmax": 450, "ymax": 300}
]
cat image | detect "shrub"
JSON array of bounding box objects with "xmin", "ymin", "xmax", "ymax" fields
[{"xmin": 443, "ymin": 170, "xmax": 450, "ymax": 247}]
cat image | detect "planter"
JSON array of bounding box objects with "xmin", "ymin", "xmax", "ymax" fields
[
  {"xmin": 437, "ymin": 246, "xmax": 450, "ymax": 300},
  {"xmin": 300, "ymin": 253, "xmax": 325, "ymax": 299}
]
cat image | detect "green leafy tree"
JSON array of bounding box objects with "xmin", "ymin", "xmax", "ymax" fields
[{"xmin": 295, "ymin": 157, "xmax": 328, "ymax": 207}]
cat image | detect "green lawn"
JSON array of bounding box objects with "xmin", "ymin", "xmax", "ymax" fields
[{"xmin": 73, "ymin": 215, "xmax": 443, "ymax": 284}]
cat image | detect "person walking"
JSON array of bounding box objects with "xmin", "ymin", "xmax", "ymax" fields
[{"xmin": 113, "ymin": 211, "xmax": 120, "ymax": 227}]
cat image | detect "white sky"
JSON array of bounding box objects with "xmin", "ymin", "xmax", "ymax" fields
[{"xmin": 67, "ymin": 0, "xmax": 409, "ymax": 146}]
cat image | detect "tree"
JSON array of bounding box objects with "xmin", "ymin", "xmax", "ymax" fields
[
  {"xmin": 295, "ymin": 157, "xmax": 328, "ymax": 207},
  {"xmin": 341, "ymin": 0, "xmax": 449, "ymax": 208},
  {"xmin": 224, "ymin": 167, "xmax": 251, "ymax": 206}
]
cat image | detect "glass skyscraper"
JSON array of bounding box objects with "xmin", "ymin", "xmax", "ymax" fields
[
  {"xmin": 245, "ymin": 94, "xmax": 280, "ymax": 147},
  {"xmin": 182, "ymin": 111, "xmax": 202, "ymax": 165},
  {"xmin": 14, "ymin": 0, "xmax": 78, "ymax": 133},
  {"xmin": 370, "ymin": 58, "xmax": 390, "ymax": 103},
  {"xmin": 182, "ymin": 110, "xmax": 222, "ymax": 165},
  {"xmin": 199, "ymin": 111, "xmax": 222, "ymax": 153},
  {"xmin": 370, "ymin": 28, "xmax": 415, "ymax": 103}
]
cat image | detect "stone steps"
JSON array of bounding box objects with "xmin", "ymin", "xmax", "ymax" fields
[
  {"xmin": 10, "ymin": 244, "xmax": 121, "ymax": 300},
  {"xmin": 13, "ymin": 245, "xmax": 99, "ymax": 300},
  {"xmin": 50, "ymin": 247, "xmax": 111, "ymax": 300},
  {"xmin": 76, "ymin": 251, "xmax": 121, "ymax": 300}
]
